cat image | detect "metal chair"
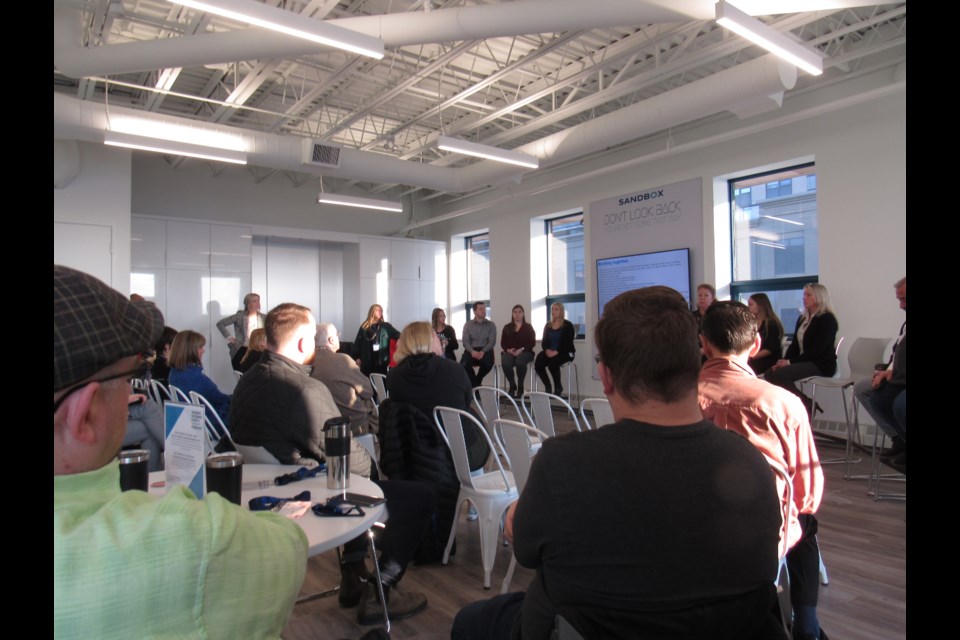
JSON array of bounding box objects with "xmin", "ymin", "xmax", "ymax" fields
[
  {"xmin": 473, "ymin": 386, "xmax": 530, "ymax": 453},
  {"xmin": 530, "ymin": 361, "xmax": 580, "ymax": 409},
  {"xmin": 579, "ymin": 397, "xmax": 613, "ymax": 430},
  {"xmin": 495, "ymin": 419, "xmax": 549, "ymax": 594},
  {"xmin": 149, "ymin": 379, "xmax": 173, "ymax": 410},
  {"xmin": 433, "ymin": 407, "xmax": 518, "ymax": 589},
  {"xmin": 521, "ymin": 391, "xmax": 582, "ymax": 438},
  {"xmin": 168, "ymin": 384, "xmax": 191, "ymax": 403},
  {"xmin": 799, "ymin": 337, "xmax": 889, "ymax": 477},
  {"xmin": 866, "ymin": 430, "xmax": 906, "ymax": 502},
  {"xmin": 769, "ymin": 461, "xmax": 794, "ymax": 634},
  {"xmin": 188, "ymin": 391, "xmax": 236, "ymax": 452},
  {"xmin": 370, "ymin": 373, "xmax": 388, "ymax": 405}
]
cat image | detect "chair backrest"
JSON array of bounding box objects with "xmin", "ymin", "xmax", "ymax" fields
[
  {"xmin": 845, "ymin": 337, "xmax": 893, "ymax": 380},
  {"xmin": 434, "ymin": 406, "xmax": 513, "ymax": 492},
  {"xmin": 494, "ymin": 419, "xmax": 548, "ymax": 492},
  {"xmin": 474, "ymin": 386, "xmax": 526, "ymax": 447},
  {"xmin": 149, "ymin": 379, "xmax": 173, "ymax": 408},
  {"xmin": 370, "ymin": 373, "xmax": 388, "ymax": 404},
  {"xmin": 188, "ymin": 390, "xmax": 236, "ymax": 452},
  {"xmin": 233, "ymin": 370, "xmax": 243, "ymax": 380},
  {"xmin": 579, "ymin": 397, "xmax": 613, "ymax": 430},
  {"xmin": 768, "ymin": 460, "xmax": 793, "ymax": 566},
  {"xmin": 168, "ymin": 384, "xmax": 191, "ymax": 403},
  {"xmin": 522, "ymin": 391, "xmax": 582, "ymax": 437}
]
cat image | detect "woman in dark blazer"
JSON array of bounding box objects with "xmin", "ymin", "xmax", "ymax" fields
[
  {"xmin": 765, "ymin": 283, "xmax": 839, "ymax": 415},
  {"xmin": 351, "ymin": 303, "xmax": 401, "ymax": 376},
  {"xmin": 534, "ymin": 302, "xmax": 577, "ymax": 396}
]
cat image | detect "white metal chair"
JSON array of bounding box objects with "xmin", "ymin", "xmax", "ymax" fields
[
  {"xmin": 149, "ymin": 379, "xmax": 173, "ymax": 410},
  {"xmin": 473, "ymin": 386, "xmax": 530, "ymax": 449},
  {"xmin": 188, "ymin": 391, "xmax": 235, "ymax": 452},
  {"xmin": 495, "ymin": 419, "xmax": 549, "ymax": 594},
  {"xmin": 370, "ymin": 373, "xmax": 388, "ymax": 405},
  {"xmin": 769, "ymin": 461, "xmax": 794, "ymax": 633},
  {"xmin": 530, "ymin": 361, "xmax": 580, "ymax": 408},
  {"xmin": 168, "ymin": 384, "xmax": 191, "ymax": 403},
  {"xmin": 521, "ymin": 391, "xmax": 582, "ymax": 438},
  {"xmin": 579, "ymin": 397, "xmax": 614, "ymax": 430},
  {"xmin": 232, "ymin": 370, "xmax": 243, "ymax": 381},
  {"xmin": 433, "ymin": 407, "xmax": 518, "ymax": 589},
  {"xmin": 800, "ymin": 336, "xmax": 889, "ymax": 476}
]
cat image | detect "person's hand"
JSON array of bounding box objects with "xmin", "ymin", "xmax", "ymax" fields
[
  {"xmin": 504, "ymin": 501, "xmax": 519, "ymax": 544},
  {"xmin": 472, "ymin": 350, "xmax": 484, "ymax": 360},
  {"xmin": 545, "ymin": 349, "xmax": 558, "ymax": 358},
  {"xmin": 355, "ymin": 358, "xmax": 362, "ymax": 367},
  {"xmin": 128, "ymin": 393, "xmax": 147, "ymax": 404},
  {"xmin": 770, "ymin": 359, "xmax": 789, "ymax": 371},
  {"xmin": 226, "ymin": 336, "xmax": 237, "ymax": 346},
  {"xmin": 872, "ymin": 369, "xmax": 893, "ymax": 388}
]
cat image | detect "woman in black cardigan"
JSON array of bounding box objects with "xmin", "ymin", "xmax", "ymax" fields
[
  {"xmin": 534, "ymin": 302, "xmax": 577, "ymax": 396},
  {"xmin": 765, "ymin": 283, "xmax": 839, "ymax": 414}
]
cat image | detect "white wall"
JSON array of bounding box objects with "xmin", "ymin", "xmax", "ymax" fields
[
  {"xmin": 54, "ymin": 141, "xmax": 132, "ymax": 290},
  {"xmin": 426, "ymin": 74, "xmax": 906, "ymax": 407}
]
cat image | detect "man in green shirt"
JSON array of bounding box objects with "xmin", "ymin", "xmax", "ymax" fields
[{"xmin": 54, "ymin": 265, "xmax": 307, "ymax": 639}]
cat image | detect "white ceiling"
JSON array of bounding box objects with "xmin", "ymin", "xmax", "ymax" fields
[{"xmin": 53, "ymin": 0, "xmax": 906, "ymax": 205}]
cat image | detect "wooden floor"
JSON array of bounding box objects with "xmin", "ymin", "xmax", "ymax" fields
[{"xmin": 283, "ymin": 418, "xmax": 906, "ymax": 640}]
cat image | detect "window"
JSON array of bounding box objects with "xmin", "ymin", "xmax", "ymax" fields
[
  {"xmin": 465, "ymin": 232, "xmax": 490, "ymax": 316},
  {"xmin": 729, "ymin": 163, "xmax": 818, "ymax": 336},
  {"xmin": 546, "ymin": 213, "xmax": 585, "ymax": 338}
]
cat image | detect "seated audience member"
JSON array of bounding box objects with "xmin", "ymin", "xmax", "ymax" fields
[
  {"xmin": 168, "ymin": 330, "xmax": 232, "ymax": 426},
  {"xmin": 230, "ymin": 303, "xmax": 431, "ymax": 624},
  {"xmin": 216, "ymin": 292, "xmax": 266, "ymax": 370},
  {"xmin": 747, "ymin": 293, "xmax": 785, "ymax": 376},
  {"xmin": 533, "ymin": 302, "xmax": 576, "ymax": 396},
  {"xmin": 460, "ymin": 301, "xmax": 497, "ymax": 387},
  {"xmin": 698, "ymin": 301, "xmax": 826, "ymax": 640},
  {"xmin": 854, "ymin": 277, "xmax": 906, "ymax": 473},
  {"xmin": 311, "ymin": 322, "xmax": 379, "ymax": 434},
  {"xmin": 501, "ymin": 304, "xmax": 536, "ymax": 398},
  {"xmin": 236, "ymin": 327, "xmax": 267, "ymax": 374},
  {"xmin": 766, "ymin": 283, "xmax": 839, "ymax": 415},
  {"xmin": 150, "ymin": 325, "xmax": 178, "ymax": 384},
  {"xmin": 381, "ymin": 322, "xmax": 487, "ymax": 563},
  {"xmin": 432, "ymin": 307, "xmax": 459, "ymax": 360},
  {"xmin": 123, "ymin": 393, "xmax": 165, "ymax": 471},
  {"xmin": 54, "ymin": 265, "xmax": 306, "ymax": 638},
  {"xmin": 453, "ymin": 286, "xmax": 782, "ymax": 640}
]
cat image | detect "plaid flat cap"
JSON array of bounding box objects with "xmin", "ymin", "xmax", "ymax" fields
[{"xmin": 54, "ymin": 265, "xmax": 164, "ymax": 392}]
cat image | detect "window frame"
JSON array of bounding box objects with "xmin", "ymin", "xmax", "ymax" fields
[
  {"xmin": 465, "ymin": 232, "xmax": 490, "ymax": 318},
  {"xmin": 545, "ymin": 213, "xmax": 585, "ymax": 339},
  {"xmin": 728, "ymin": 162, "xmax": 818, "ymax": 337}
]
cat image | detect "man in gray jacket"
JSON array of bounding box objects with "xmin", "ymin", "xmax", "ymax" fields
[{"xmin": 312, "ymin": 322, "xmax": 378, "ymax": 434}]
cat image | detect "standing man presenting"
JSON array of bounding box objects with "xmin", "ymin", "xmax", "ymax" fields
[
  {"xmin": 453, "ymin": 287, "xmax": 782, "ymax": 640},
  {"xmin": 54, "ymin": 266, "xmax": 306, "ymax": 638},
  {"xmin": 854, "ymin": 277, "xmax": 906, "ymax": 472},
  {"xmin": 460, "ymin": 301, "xmax": 497, "ymax": 388},
  {"xmin": 698, "ymin": 301, "xmax": 826, "ymax": 640}
]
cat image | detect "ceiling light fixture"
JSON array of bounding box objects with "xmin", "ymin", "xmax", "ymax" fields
[
  {"xmin": 317, "ymin": 193, "xmax": 403, "ymax": 213},
  {"xmin": 714, "ymin": 1, "xmax": 823, "ymax": 76},
  {"xmin": 104, "ymin": 130, "xmax": 247, "ymax": 164},
  {"xmin": 167, "ymin": 0, "xmax": 385, "ymax": 59},
  {"xmin": 437, "ymin": 135, "xmax": 539, "ymax": 169}
]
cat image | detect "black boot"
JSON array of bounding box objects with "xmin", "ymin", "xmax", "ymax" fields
[
  {"xmin": 357, "ymin": 582, "xmax": 428, "ymax": 625},
  {"xmin": 338, "ymin": 559, "xmax": 368, "ymax": 608}
]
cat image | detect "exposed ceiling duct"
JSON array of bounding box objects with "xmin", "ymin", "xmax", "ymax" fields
[
  {"xmin": 54, "ymin": 54, "xmax": 794, "ymax": 193},
  {"xmin": 54, "ymin": 0, "xmax": 692, "ymax": 78}
]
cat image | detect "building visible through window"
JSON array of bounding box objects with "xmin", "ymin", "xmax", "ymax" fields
[
  {"xmin": 465, "ymin": 232, "xmax": 490, "ymax": 316},
  {"xmin": 730, "ymin": 163, "xmax": 818, "ymax": 335}
]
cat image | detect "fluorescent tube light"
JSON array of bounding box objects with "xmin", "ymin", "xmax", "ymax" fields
[
  {"xmin": 715, "ymin": 1, "xmax": 823, "ymax": 76},
  {"xmin": 317, "ymin": 193, "xmax": 403, "ymax": 213},
  {"xmin": 104, "ymin": 131, "xmax": 247, "ymax": 164},
  {"xmin": 168, "ymin": 0, "xmax": 385, "ymax": 59},
  {"xmin": 763, "ymin": 214, "xmax": 804, "ymax": 226},
  {"xmin": 437, "ymin": 135, "xmax": 539, "ymax": 169},
  {"xmin": 753, "ymin": 240, "xmax": 786, "ymax": 249}
]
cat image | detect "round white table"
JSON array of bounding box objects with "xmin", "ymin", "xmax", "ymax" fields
[{"xmin": 149, "ymin": 463, "xmax": 386, "ymax": 557}]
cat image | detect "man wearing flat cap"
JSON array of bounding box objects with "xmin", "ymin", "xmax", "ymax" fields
[{"xmin": 53, "ymin": 265, "xmax": 307, "ymax": 638}]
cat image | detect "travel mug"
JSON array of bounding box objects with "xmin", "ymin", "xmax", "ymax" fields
[
  {"xmin": 205, "ymin": 452, "xmax": 244, "ymax": 505},
  {"xmin": 323, "ymin": 416, "xmax": 352, "ymax": 490},
  {"xmin": 118, "ymin": 449, "xmax": 150, "ymax": 492}
]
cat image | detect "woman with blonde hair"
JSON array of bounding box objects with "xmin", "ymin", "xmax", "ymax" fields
[
  {"xmin": 216, "ymin": 293, "xmax": 266, "ymax": 370},
  {"xmin": 767, "ymin": 283, "xmax": 839, "ymax": 415},
  {"xmin": 168, "ymin": 330, "xmax": 232, "ymax": 426},
  {"xmin": 388, "ymin": 322, "xmax": 472, "ymax": 415},
  {"xmin": 746, "ymin": 293, "xmax": 785, "ymax": 376},
  {"xmin": 534, "ymin": 302, "xmax": 576, "ymax": 396},
  {"xmin": 237, "ymin": 328, "xmax": 267, "ymax": 374},
  {"xmin": 351, "ymin": 303, "xmax": 401, "ymax": 376}
]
